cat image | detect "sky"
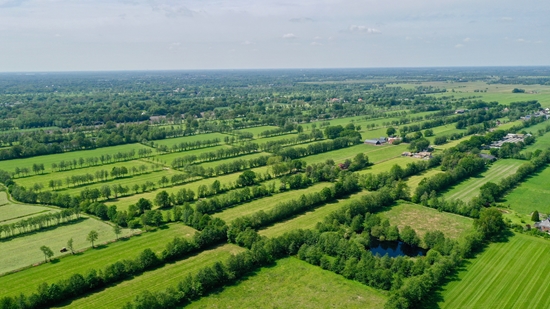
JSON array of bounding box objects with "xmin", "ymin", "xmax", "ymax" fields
[{"xmin": 0, "ymin": 0, "xmax": 549, "ymax": 72}]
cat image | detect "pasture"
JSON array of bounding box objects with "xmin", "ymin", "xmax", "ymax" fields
[
  {"xmin": 503, "ymin": 165, "xmax": 550, "ymax": 215},
  {"xmin": 301, "ymin": 144, "xmax": 406, "ymax": 166},
  {"xmin": 0, "ymin": 192, "xmax": 58, "ymax": 224},
  {"xmin": 152, "ymin": 145, "xmax": 230, "ymax": 164},
  {"xmin": 438, "ymin": 233, "xmax": 550, "ymax": 308},
  {"xmin": 0, "ymin": 224, "xmax": 196, "ymax": 298},
  {"xmin": 185, "ymin": 257, "xmax": 387, "ymax": 309},
  {"xmin": 443, "ymin": 159, "xmax": 524, "ymax": 202},
  {"xmin": 0, "ymin": 216, "xmax": 133, "ymax": 275},
  {"xmin": 214, "ymin": 182, "xmax": 332, "ymax": 223},
  {"xmin": 151, "ymin": 132, "xmax": 228, "ymax": 148},
  {"xmin": 0, "ymin": 143, "xmax": 153, "ymax": 174},
  {"xmin": 237, "ymin": 125, "xmax": 280, "ymax": 136},
  {"xmin": 63, "ymin": 244, "xmax": 245, "ymax": 309},
  {"xmin": 259, "ymin": 190, "xmax": 371, "ymax": 237},
  {"xmin": 406, "ymin": 169, "xmax": 443, "ymax": 192},
  {"xmin": 357, "ymin": 156, "xmax": 420, "ymax": 176},
  {"xmin": 379, "ymin": 202, "xmax": 473, "ymax": 241}
]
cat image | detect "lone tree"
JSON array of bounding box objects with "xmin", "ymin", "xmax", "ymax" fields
[
  {"xmin": 386, "ymin": 127, "xmax": 397, "ymax": 137},
  {"xmin": 113, "ymin": 225, "xmax": 121, "ymax": 240},
  {"xmin": 67, "ymin": 238, "xmax": 74, "ymax": 254},
  {"xmin": 532, "ymin": 210, "xmax": 540, "ymax": 222},
  {"xmin": 40, "ymin": 245, "xmax": 54, "ymax": 263},
  {"xmin": 87, "ymin": 230, "xmax": 99, "ymax": 248}
]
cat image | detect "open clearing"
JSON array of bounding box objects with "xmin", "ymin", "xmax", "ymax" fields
[
  {"xmin": 357, "ymin": 156, "xmax": 420, "ymax": 175},
  {"xmin": 302, "ymin": 144, "xmax": 406, "ymax": 166},
  {"xmin": 214, "ymin": 182, "xmax": 332, "ymax": 223},
  {"xmin": 503, "ymin": 165, "xmax": 550, "ymax": 215},
  {"xmin": 186, "ymin": 257, "xmax": 387, "ymax": 309},
  {"xmin": 0, "ymin": 143, "xmax": 153, "ymax": 174},
  {"xmin": 0, "ymin": 224, "xmax": 195, "ymax": 298},
  {"xmin": 237, "ymin": 125, "xmax": 280, "ymax": 136},
  {"xmin": 62, "ymin": 244, "xmax": 245, "ymax": 309},
  {"xmin": 443, "ymin": 159, "xmax": 524, "ymax": 202},
  {"xmin": 406, "ymin": 169, "xmax": 443, "ymax": 192},
  {"xmin": 259, "ymin": 190, "xmax": 371, "ymax": 237},
  {"xmin": 439, "ymin": 233, "xmax": 550, "ymax": 309},
  {"xmin": 379, "ymin": 202, "xmax": 473, "ymax": 241},
  {"xmin": 0, "ymin": 216, "xmax": 133, "ymax": 275}
]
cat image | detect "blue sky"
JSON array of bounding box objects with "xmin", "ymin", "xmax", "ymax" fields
[{"xmin": 0, "ymin": 0, "xmax": 548, "ymax": 71}]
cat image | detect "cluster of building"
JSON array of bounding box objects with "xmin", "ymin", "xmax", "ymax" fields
[
  {"xmin": 364, "ymin": 137, "xmax": 401, "ymax": 145},
  {"xmin": 490, "ymin": 133, "xmax": 532, "ymax": 148},
  {"xmin": 401, "ymin": 151, "xmax": 432, "ymax": 159}
]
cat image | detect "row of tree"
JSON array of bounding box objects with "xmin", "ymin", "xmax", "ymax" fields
[
  {"xmin": 0, "ymin": 209, "xmax": 78, "ymax": 239},
  {"xmin": 170, "ymin": 143, "xmax": 259, "ymax": 168}
]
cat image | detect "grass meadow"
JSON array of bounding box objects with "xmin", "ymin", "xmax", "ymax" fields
[
  {"xmin": 0, "ymin": 143, "xmax": 153, "ymax": 174},
  {"xmin": 0, "ymin": 192, "xmax": 58, "ymax": 224},
  {"xmin": 0, "ymin": 216, "xmax": 133, "ymax": 275},
  {"xmin": 379, "ymin": 202, "xmax": 473, "ymax": 241},
  {"xmin": 0, "ymin": 224, "xmax": 195, "ymax": 298},
  {"xmin": 259, "ymin": 190, "xmax": 371, "ymax": 237},
  {"xmin": 214, "ymin": 182, "xmax": 332, "ymax": 223},
  {"xmin": 406, "ymin": 169, "xmax": 443, "ymax": 192},
  {"xmin": 438, "ymin": 233, "xmax": 550, "ymax": 308},
  {"xmin": 503, "ymin": 165, "xmax": 550, "ymax": 215},
  {"xmin": 152, "ymin": 145, "xmax": 230, "ymax": 164},
  {"xmin": 237, "ymin": 125, "xmax": 280, "ymax": 136},
  {"xmin": 442, "ymin": 159, "xmax": 524, "ymax": 202},
  {"xmin": 152, "ymin": 132, "xmax": 229, "ymax": 148},
  {"xmin": 62, "ymin": 244, "xmax": 245, "ymax": 309},
  {"xmin": 185, "ymin": 257, "xmax": 387, "ymax": 309}
]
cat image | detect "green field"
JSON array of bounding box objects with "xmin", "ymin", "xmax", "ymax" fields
[
  {"xmin": 254, "ymin": 133, "xmax": 300, "ymax": 144},
  {"xmin": 357, "ymin": 156, "xmax": 420, "ymax": 176},
  {"xmin": 152, "ymin": 132, "xmax": 228, "ymax": 148},
  {"xmin": 237, "ymin": 125, "xmax": 280, "ymax": 136},
  {"xmin": 439, "ymin": 233, "xmax": 550, "ymax": 308},
  {"xmin": 0, "ymin": 216, "xmax": 134, "ymax": 275},
  {"xmin": 214, "ymin": 182, "xmax": 332, "ymax": 223},
  {"xmin": 0, "ymin": 224, "xmax": 195, "ymax": 298},
  {"xmin": 0, "ymin": 192, "xmax": 58, "ymax": 223},
  {"xmin": 0, "ymin": 143, "xmax": 154, "ymax": 174},
  {"xmin": 63, "ymin": 244, "xmax": 245, "ymax": 309},
  {"xmin": 443, "ymin": 159, "xmax": 524, "ymax": 202},
  {"xmin": 503, "ymin": 165, "xmax": 550, "ymax": 215},
  {"xmin": 522, "ymin": 127, "xmax": 550, "ymax": 153},
  {"xmin": 379, "ymin": 202, "xmax": 473, "ymax": 241},
  {"xmin": 302, "ymin": 144, "xmax": 406, "ymax": 166},
  {"xmin": 259, "ymin": 190, "xmax": 371, "ymax": 237},
  {"xmin": 186, "ymin": 257, "xmax": 387, "ymax": 309},
  {"xmin": 406, "ymin": 169, "xmax": 443, "ymax": 192}
]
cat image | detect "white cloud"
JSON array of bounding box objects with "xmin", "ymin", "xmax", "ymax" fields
[
  {"xmin": 242, "ymin": 40, "xmax": 253, "ymax": 45},
  {"xmin": 282, "ymin": 33, "xmax": 297, "ymax": 39},
  {"xmin": 463, "ymin": 37, "xmax": 471, "ymax": 42},
  {"xmin": 517, "ymin": 38, "xmax": 527, "ymax": 43},
  {"xmin": 500, "ymin": 17, "xmax": 514, "ymax": 22},
  {"xmin": 455, "ymin": 44, "xmax": 464, "ymax": 48},
  {"xmin": 349, "ymin": 25, "xmax": 381, "ymax": 34},
  {"xmin": 310, "ymin": 41, "xmax": 322, "ymax": 46}
]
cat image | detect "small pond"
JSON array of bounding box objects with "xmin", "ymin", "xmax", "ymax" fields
[{"xmin": 369, "ymin": 239, "xmax": 427, "ymax": 257}]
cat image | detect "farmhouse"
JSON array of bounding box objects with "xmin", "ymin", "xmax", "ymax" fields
[
  {"xmin": 490, "ymin": 133, "xmax": 532, "ymax": 148},
  {"xmin": 534, "ymin": 218, "xmax": 550, "ymax": 232},
  {"xmin": 364, "ymin": 137, "xmax": 387, "ymax": 145}
]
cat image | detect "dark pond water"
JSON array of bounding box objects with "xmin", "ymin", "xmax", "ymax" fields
[{"xmin": 369, "ymin": 239, "xmax": 427, "ymax": 257}]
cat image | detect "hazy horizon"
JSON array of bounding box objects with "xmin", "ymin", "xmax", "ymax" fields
[{"xmin": 1, "ymin": 0, "xmax": 549, "ymax": 72}]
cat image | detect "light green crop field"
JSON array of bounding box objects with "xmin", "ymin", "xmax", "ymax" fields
[
  {"xmin": 0, "ymin": 192, "xmax": 58, "ymax": 223},
  {"xmin": 63, "ymin": 244, "xmax": 245, "ymax": 309},
  {"xmin": 152, "ymin": 145, "xmax": 230, "ymax": 164},
  {"xmin": 432, "ymin": 135, "xmax": 470, "ymax": 151},
  {"xmin": 0, "ymin": 143, "xmax": 154, "ymax": 174},
  {"xmin": 0, "ymin": 224, "xmax": 195, "ymax": 298},
  {"xmin": 15, "ymin": 159, "xmax": 155, "ymax": 189},
  {"xmin": 0, "ymin": 216, "xmax": 133, "ymax": 275},
  {"xmin": 186, "ymin": 257, "xmax": 387, "ymax": 309},
  {"xmin": 503, "ymin": 165, "xmax": 550, "ymax": 215},
  {"xmin": 439, "ymin": 233, "xmax": 550, "ymax": 308},
  {"xmin": 152, "ymin": 132, "xmax": 229, "ymax": 148},
  {"xmin": 105, "ymin": 166, "xmax": 271, "ymax": 211},
  {"xmin": 379, "ymin": 202, "xmax": 473, "ymax": 241},
  {"xmin": 497, "ymin": 119, "xmax": 523, "ymax": 131},
  {"xmin": 214, "ymin": 182, "xmax": 332, "ymax": 223},
  {"xmin": 406, "ymin": 169, "xmax": 443, "ymax": 192},
  {"xmin": 237, "ymin": 125, "xmax": 280, "ymax": 136},
  {"xmin": 443, "ymin": 159, "xmax": 524, "ymax": 202},
  {"xmin": 259, "ymin": 190, "xmax": 371, "ymax": 237},
  {"xmin": 426, "ymin": 126, "xmax": 465, "ymax": 143},
  {"xmin": 523, "ymin": 130, "xmax": 550, "ymax": 154}
]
